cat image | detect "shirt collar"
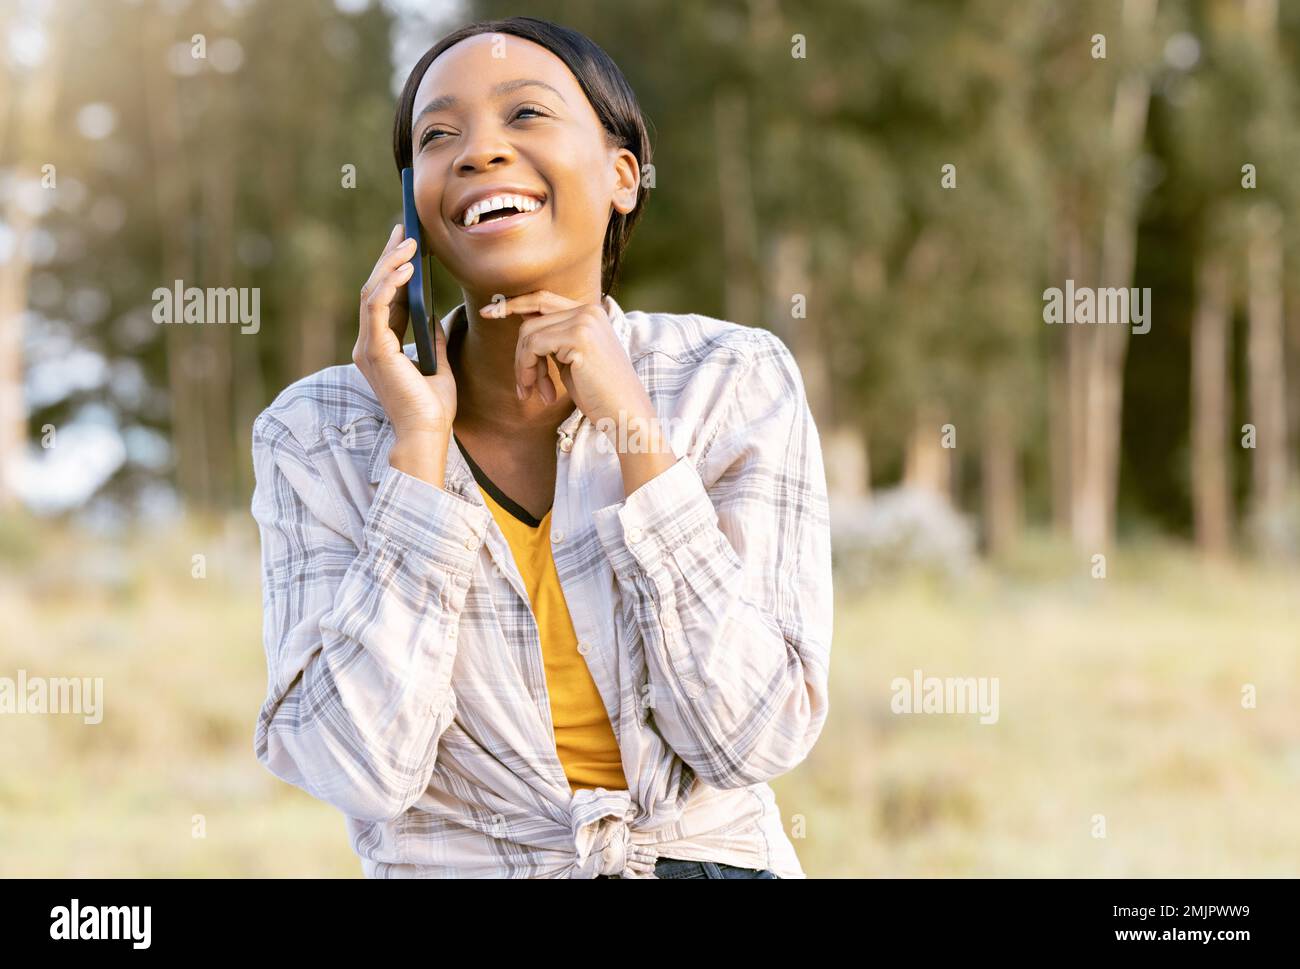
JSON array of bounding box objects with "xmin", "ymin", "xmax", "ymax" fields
[{"xmin": 367, "ymin": 293, "xmax": 632, "ymax": 486}]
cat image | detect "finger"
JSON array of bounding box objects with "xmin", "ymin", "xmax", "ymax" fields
[
  {"xmin": 358, "ymin": 225, "xmax": 413, "ymax": 361},
  {"xmin": 384, "ymin": 236, "xmax": 419, "ymax": 273},
  {"xmin": 366, "ymin": 248, "xmax": 418, "ymax": 349},
  {"xmin": 516, "ymin": 308, "xmax": 578, "ymax": 343},
  {"xmin": 535, "ymin": 357, "xmax": 551, "ymax": 403},
  {"xmin": 363, "ymin": 262, "xmax": 415, "ymax": 348},
  {"xmin": 377, "ymin": 222, "xmax": 405, "ymax": 265},
  {"xmin": 516, "ymin": 311, "xmax": 578, "ymax": 401},
  {"xmin": 485, "ymin": 289, "xmax": 581, "ymax": 319},
  {"xmin": 521, "ymin": 352, "xmax": 563, "ymax": 405},
  {"xmin": 516, "ymin": 323, "xmax": 557, "ymax": 394},
  {"xmin": 543, "ymin": 356, "xmax": 563, "ymax": 403},
  {"xmin": 431, "ymin": 303, "xmax": 451, "ymax": 374},
  {"xmin": 387, "ymin": 268, "xmax": 411, "ymax": 345},
  {"xmin": 517, "ymin": 322, "xmax": 578, "ymax": 395},
  {"xmin": 361, "ymin": 234, "xmax": 418, "ymax": 305}
]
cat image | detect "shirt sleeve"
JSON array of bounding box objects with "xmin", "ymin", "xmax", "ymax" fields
[
  {"xmin": 249, "ymin": 410, "xmax": 492, "ymax": 822},
  {"xmin": 590, "ymin": 330, "xmax": 834, "ymax": 789}
]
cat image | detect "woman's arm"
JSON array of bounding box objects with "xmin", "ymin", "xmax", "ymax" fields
[
  {"xmin": 250, "ymin": 410, "xmax": 489, "ymax": 822},
  {"xmin": 591, "ymin": 330, "xmax": 834, "ymax": 789}
]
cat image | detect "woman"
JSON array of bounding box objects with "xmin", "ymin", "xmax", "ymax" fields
[{"xmin": 250, "ymin": 15, "xmax": 833, "ymax": 879}]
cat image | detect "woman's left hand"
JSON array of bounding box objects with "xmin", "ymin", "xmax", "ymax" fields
[{"xmin": 483, "ymin": 290, "xmax": 651, "ymax": 426}]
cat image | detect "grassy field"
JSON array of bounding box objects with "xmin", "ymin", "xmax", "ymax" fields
[{"xmin": 2, "ymin": 513, "xmax": 1297, "ymax": 876}]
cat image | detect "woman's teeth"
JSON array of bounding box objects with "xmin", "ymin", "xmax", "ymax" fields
[{"xmin": 462, "ymin": 195, "xmax": 543, "ymax": 227}]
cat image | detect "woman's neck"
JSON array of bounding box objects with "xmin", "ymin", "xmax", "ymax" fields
[{"xmin": 449, "ymin": 278, "xmax": 603, "ymax": 440}]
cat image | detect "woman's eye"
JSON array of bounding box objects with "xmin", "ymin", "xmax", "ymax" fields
[{"xmin": 419, "ymin": 106, "xmax": 545, "ymax": 148}]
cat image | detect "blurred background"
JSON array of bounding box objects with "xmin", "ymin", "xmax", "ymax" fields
[{"xmin": 1, "ymin": 0, "xmax": 1298, "ymax": 876}]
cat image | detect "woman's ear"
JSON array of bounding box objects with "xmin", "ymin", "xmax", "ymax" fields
[{"xmin": 610, "ymin": 146, "xmax": 641, "ymax": 215}]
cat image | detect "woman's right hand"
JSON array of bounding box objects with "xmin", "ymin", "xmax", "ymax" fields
[{"xmin": 354, "ymin": 222, "xmax": 456, "ymax": 440}]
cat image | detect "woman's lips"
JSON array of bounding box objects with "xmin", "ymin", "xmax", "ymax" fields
[{"xmin": 455, "ymin": 200, "xmax": 546, "ymax": 236}]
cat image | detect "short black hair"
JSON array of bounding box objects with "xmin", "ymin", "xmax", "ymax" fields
[{"xmin": 392, "ymin": 16, "xmax": 652, "ymax": 296}]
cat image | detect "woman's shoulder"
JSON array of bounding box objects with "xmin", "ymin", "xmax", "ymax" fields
[
  {"xmin": 613, "ymin": 306, "xmax": 809, "ymax": 444},
  {"xmin": 616, "ymin": 304, "xmax": 795, "ymax": 371},
  {"xmin": 252, "ymin": 353, "xmax": 392, "ymax": 448}
]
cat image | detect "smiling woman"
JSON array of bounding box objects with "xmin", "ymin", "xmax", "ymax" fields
[
  {"xmin": 249, "ymin": 15, "xmax": 833, "ymax": 880},
  {"xmin": 391, "ymin": 17, "xmax": 651, "ymax": 299}
]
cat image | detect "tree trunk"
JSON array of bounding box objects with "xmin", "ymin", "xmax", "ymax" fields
[
  {"xmin": 1237, "ymin": 0, "xmax": 1291, "ymax": 556},
  {"xmin": 1072, "ymin": 0, "xmax": 1157, "ymax": 552},
  {"xmin": 765, "ymin": 228, "xmax": 833, "ymax": 428},
  {"xmin": 1051, "ymin": 197, "xmax": 1089, "ymax": 536},
  {"xmin": 142, "ymin": 14, "xmax": 208, "ymax": 508},
  {"xmin": 1246, "ymin": 202, "xmax": 1289, "ymax": 542},
  {"xmin": 713, "ymin": 86, "xmax": 760, "ymax": 329},
  {"xmin": 903, "ymin": 404, "xmax": 952, "ymax": 501},
  {"xmin": 199, "ymin": 82, "xmax": 236, "ymax": 510},
  {"xmin": 981, "ymin": 400, "xmax": 1020, "ymax": 555},
  {"xmin": 823, "ymin": 424, "xmax": 870, "ymax": 503},
  {"xmin": 1051, "ymin": 189, "xmax": 1095, "ymax": 540},
  {"xmin": 1190, "ymin": 245, "xmax": 1231, "ymax": 555}
]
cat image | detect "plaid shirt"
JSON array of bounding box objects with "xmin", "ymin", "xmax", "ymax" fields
[{"xmin": 249, "ymin": 294, "xmax": 833, "ymax": 878}]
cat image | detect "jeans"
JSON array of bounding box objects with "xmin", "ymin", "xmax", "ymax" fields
[{"xmin": 597, "ymin": 855, "xmax": 780, "ymax": 879}]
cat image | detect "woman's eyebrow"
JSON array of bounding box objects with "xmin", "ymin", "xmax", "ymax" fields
[{"xmin": 414, "ymin": 79, "xmax": 567, "ymax": 127}]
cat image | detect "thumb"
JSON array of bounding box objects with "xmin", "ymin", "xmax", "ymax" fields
[{"xmin": 431, "ymin": 306, "xmax": 451, "ymax": 375}]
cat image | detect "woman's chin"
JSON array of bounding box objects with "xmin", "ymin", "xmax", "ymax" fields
[{"xmin": 461, "ymin": 270, "xmax": 553, "ymax": 300}]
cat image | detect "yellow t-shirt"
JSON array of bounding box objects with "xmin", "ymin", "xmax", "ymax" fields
[{"xmin": 456, "ymin": 438, "xmax": 627, "ymax": 793}]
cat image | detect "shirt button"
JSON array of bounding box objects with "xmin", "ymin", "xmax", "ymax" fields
[
  {"xmin": 447, "ymin": 624, "xmax": 458, "ymax": 640},
  {"xmin": 551, "ymin": 530, "xmax": 564, "ymax": 544},
  {"xmin": 662, "ymin": 612, "xmax": 679, "ymax": 630},
  {"xmin": 576, "ymin": 641, "xmax": 590, "ymax": 655},
  {"xmin": 559, "ymin": 436, "xmax": 573, "ymax": 452},
  {"xmin": 626, "ymin": 526, "xmax": 643, "ymax": 543},
  {"xmin": 683, "ymin": 680, "xmax": 704, "ymax": 699},
  {"xmin": 464, "ymin": 535, "xmax": 479, "ymax": 551}
]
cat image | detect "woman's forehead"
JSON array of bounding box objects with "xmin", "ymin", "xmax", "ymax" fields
[{"xmin": 414, "ymin": 34, "xmax": 578, "ymax": 114}]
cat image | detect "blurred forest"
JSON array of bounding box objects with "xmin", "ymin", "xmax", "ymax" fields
[{"xmin": 1, "ymin": 0, "xmax": 1298, "ymax": 560}]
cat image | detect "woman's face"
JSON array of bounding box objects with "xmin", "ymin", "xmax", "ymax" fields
[{"xmin": 409, "ymin": 33, "xmax": 639, "ymax": 299}]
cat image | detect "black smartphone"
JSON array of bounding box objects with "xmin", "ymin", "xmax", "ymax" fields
[{"xmin": 401, "ymin": 166, "xmax": 436, "ymax": 375}]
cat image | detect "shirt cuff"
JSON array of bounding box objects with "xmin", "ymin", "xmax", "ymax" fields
[
  {"xmin": 365, "ymin": 463, "xmax": 493, "ymax": 575},
  {"xmin": 591, "ymin": 455, "xmax": 719, "ymax": 580}
]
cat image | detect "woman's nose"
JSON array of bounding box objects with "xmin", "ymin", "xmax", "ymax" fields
[{"xmin": 455, "ymin": 130, "xmax": 515, "ymax": 173}]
